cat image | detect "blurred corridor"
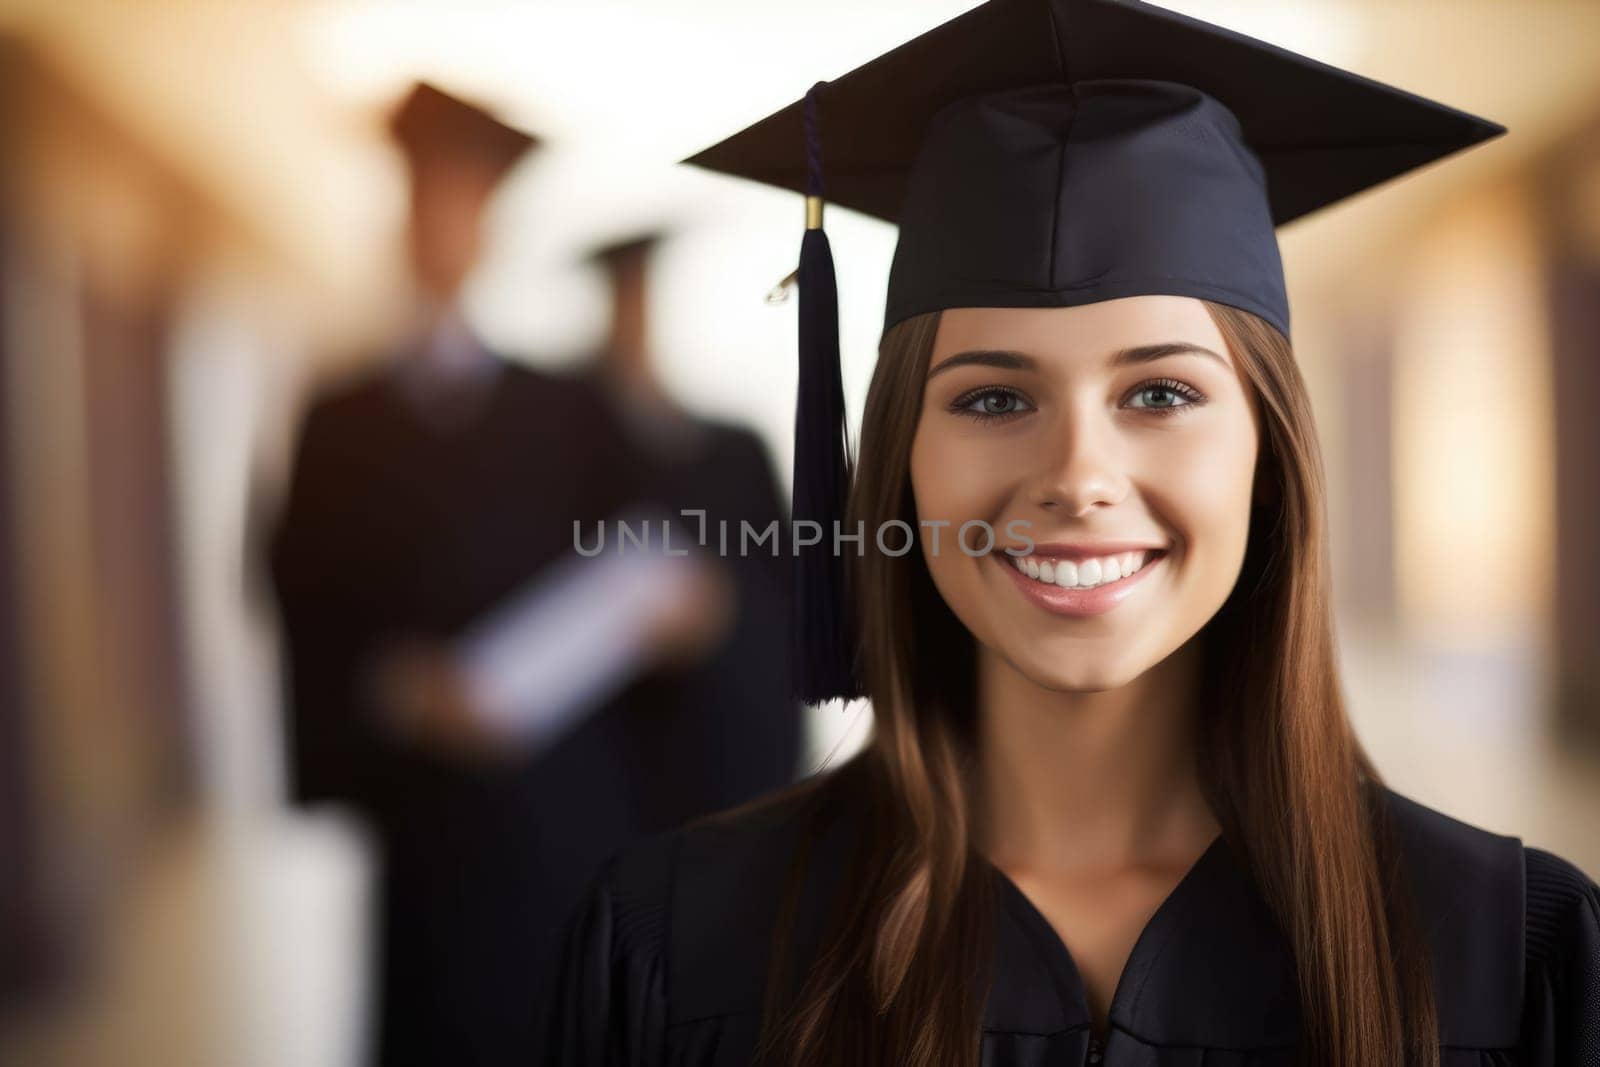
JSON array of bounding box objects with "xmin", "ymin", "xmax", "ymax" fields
[{"xmin": 0, "ymin": 2, "xmax": 1597, "ymax": 1065}]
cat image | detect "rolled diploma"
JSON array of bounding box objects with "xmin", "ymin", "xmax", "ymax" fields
[{"xmin": 452, "ymin": 512, "xmax": 697, "ymax": 750}]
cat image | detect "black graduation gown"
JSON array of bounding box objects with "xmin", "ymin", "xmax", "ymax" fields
[
  {"xmin": 266, "ymin": 356, "xmax": 778, "ymax": 1067},
  {"xmin": 547, "ymin": 762, "xmax": 1600, "ymax": 1066}
]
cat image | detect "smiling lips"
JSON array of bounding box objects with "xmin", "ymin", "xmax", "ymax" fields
[{"xmin": 997, "ymin": 545, "xmax": 1169, "ymax": 617}]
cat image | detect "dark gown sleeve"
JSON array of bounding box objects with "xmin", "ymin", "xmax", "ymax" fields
[
  {"xmin": 1521, "ymin": 845, "xmax": 1600, "ymax": 1064},
  {"xmin": 267, "ymin": 399, "xmax": 401, "ymax": 814},
  {"xmin": 544, "ymin": 833, "xmax": 676, "ymax": 1066}
]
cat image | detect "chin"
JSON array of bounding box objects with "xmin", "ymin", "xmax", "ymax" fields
[{"xmin": 1006, "ymin": 645, "xmax": 1150, "ymax": 694}]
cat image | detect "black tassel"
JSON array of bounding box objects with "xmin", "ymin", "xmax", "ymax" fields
[{"xmin": 791, "ymin": 81, "xmax": 862, "ymax": 704}]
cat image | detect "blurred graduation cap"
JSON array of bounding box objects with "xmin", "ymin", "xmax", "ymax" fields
[
  {"xmin": 682, "ymin": 0, "xmax": 1505, "ymax": 704},
  {"xmin": 583, "ymin": 229, "xmax": 672, "ymax": 271},
  {"xmin": 389, "ymin": 80, "xmax": 540, "ymax": 177}
]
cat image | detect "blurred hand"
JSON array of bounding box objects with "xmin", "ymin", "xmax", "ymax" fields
[
  {"xmin": 642, "ymin": 556, "xmax": 736, "ymax": 671},
  {"xmin": 368, "ymin": 639, "xmax": 511, "ymax": 763}
]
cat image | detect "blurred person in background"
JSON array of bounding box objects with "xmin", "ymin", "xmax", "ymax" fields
[
  {"xmin": 576, "ymin": 230, "xmax": 803, "ymax": 834},
  {"xmin": 263, "ymin": 82, "xmax": 769, "ymax": 1067}
]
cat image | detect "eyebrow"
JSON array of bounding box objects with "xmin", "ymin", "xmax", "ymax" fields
[{"xmin": 926, "ymin": 342, "xmax": 1228, "ymax": 380}]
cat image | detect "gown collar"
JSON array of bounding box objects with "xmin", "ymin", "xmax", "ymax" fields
[
  {"xmin": 668, "ymin": 783, "xmax": 1527, "ymax": 1052},
  {"xmin": 981, "ymin": 833, "xmax": 1300, "ymax": 1049},
  {"xmin": 389, "ymin": 307, "xmax": 508, "ymax": 431}
]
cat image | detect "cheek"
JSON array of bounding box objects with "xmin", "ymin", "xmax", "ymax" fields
[
  {"xmin": 909, "ymin": 426, "xmax": 1015, "ymax": 525},
  {"xmin": 909, "ymin": 428, "xmax": 1009, "ymax": 606},
  {"xmin": 1150, "ymin": 421, "xmax": 1258, "ymax": 580}
]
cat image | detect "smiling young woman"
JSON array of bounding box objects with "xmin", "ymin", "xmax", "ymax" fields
[
  {"xmin": 795, "ymin": 294, "xmax": 1445, "ymax": 1061},
  {"xmin": 543, "ymin": 1, "xmax": 1599, "ymax": 1064},
  {"xmin": 774, "ymin": 296, "xmax": 1440, "ymax": 1065}
]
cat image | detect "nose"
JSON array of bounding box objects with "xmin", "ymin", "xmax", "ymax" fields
[{"xmin": 1028, "ymin": 407, "xmax": 1130, "ymax": 517}]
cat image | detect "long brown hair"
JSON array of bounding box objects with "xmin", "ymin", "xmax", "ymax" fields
[{"xmin": 749, "ymin": 302, "xmax": 1437, "ymax": 1067}]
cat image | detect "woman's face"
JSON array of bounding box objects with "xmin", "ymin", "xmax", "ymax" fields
[{"xmin": 908, "ymin": 296, "xmax": 1261, "ymax": 692}]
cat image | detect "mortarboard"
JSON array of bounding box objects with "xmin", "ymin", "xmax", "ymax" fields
[
  {"xmin": 389, "ymin": 81, "xmax": 540, "ymax": 179},
  {"xmin": 683, "ymin": 0, "xmax": 1505, "ymax": 705},
  {"xmin": 583, "ymin": 229, "xmax": 670, "ymax": 270}
]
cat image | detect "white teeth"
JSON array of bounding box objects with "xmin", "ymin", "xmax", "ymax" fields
[{"xmin": 1010, "ymin": 549, "xmax": 1156, "ymax": 590}]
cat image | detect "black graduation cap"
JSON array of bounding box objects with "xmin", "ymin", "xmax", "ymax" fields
[
  {"xmin": 582, "ymin": 229, "xmax": 670, "ymax": 271},
  {"xmin": 682, "ymin": 0, "xmax": 1505, "ymax": 704},
  {"xmin": 389, "ymin": 81, "xmax": 540, "ymax": 178}
]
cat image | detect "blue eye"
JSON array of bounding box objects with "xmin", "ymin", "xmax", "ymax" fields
[
  {"xmin": 1126, "ymin": 378, "xmax": 1205, "ymax": 416},
  {"xmin": 951, "ymin": 386, "xmax": 1035, "ymax": 423}
]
